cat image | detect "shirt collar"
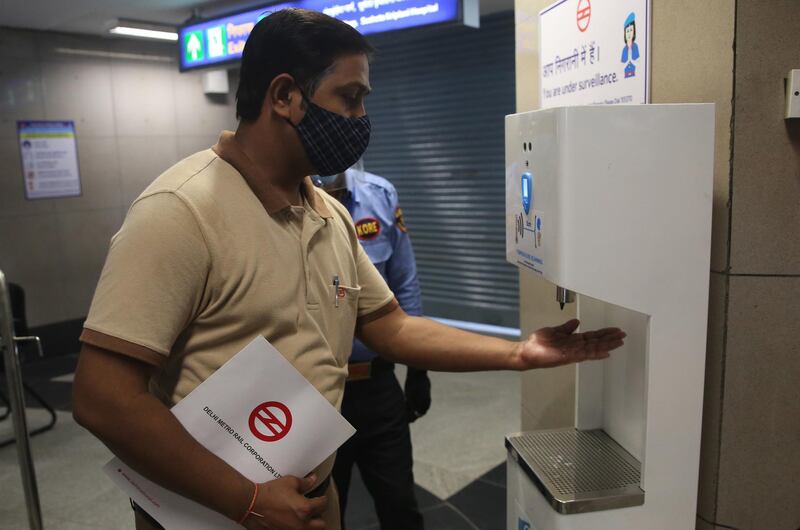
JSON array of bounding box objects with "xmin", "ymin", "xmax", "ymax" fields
[
  {"xmin": 212, "ymin": 131, "xmax": 333, "ymax": 219},
  {"xmin": 344, "ymin": 168, "xmax": 360, "ymax": 205}
]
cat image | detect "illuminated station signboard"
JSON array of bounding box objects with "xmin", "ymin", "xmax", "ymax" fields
[{"xmin": 180, "ymin": 0, "xmax": 475, "ymax": 71}]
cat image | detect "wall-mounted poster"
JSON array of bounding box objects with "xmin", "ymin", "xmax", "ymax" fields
[
  {"xmin": 17, "ymin": 121, "xmax": 82, "ymax": 200},
  {"xmin": 540, "ymin": 0, "xmax": 651, "ymax": 108}
]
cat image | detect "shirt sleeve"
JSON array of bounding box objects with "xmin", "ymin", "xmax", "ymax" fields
[
  {"xmin": 385, "ymin": 192, "xmax": 423, "ymax": 317},
  {"xmin": 80, "ymin": 192, "xmax": 210, "ymax": 365},
  {"xmin": 355, "ymin": 242, "xmax": 398, "ymax": 324}
]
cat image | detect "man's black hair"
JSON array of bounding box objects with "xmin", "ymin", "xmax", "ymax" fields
[{"xmin": 236, "ymin": 8, "xmax": 374, "ymax": 121}]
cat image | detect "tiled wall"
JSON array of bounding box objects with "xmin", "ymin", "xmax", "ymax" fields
[
  {"xmin": 0, "ymin": 28, "xmax": 238, "ymax": 327},
  {"xmin": 514, "ymin": 1, "xmax": 800, "ymax": 529},
  {"xmin": 704, "ymin": 2, "xmax": 800, "ymax": 529},
  {"xmin": 515, "ymin": 0, "xmax": 579, "ymax": 434}
]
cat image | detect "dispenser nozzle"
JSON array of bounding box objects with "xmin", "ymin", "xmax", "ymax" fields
[{"xmin": 556, "ymin": 286, "xmax": 575, "ymax": 310}]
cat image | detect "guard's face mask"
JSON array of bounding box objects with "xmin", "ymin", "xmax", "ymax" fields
[{"xmin": 291, "ymin": 92, "xmax": 371, "ymax": 177}]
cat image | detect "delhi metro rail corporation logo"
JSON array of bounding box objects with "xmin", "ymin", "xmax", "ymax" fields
[
  {"xmin": 249, "ymin": 401, "xmax": 293, "ymax": 442},
  {"xmin": 577, "ymin": 0, "xmax": 591, "ymax": 32}
]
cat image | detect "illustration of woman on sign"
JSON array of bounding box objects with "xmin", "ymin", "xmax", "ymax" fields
[{"xmin": 621, "ymin": 12, "xmax": 640, "ymax": 78}]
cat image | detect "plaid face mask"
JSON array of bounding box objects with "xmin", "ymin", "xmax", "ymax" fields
[{"xmin": 294, "ymin": 96, "xmax": 371, "ymax": 177}]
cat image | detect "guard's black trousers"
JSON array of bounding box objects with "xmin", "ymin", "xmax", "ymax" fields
[{"xmin": 332, "ymin": 367, "xmax": 425, "ymax": 530}]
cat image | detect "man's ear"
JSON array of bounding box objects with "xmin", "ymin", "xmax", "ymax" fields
[{"xmin": 265, "ymin": 73, "xmax": 303, "ymax": 122}]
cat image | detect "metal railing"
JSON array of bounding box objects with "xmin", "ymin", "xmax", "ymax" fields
[{"xmin": 1, "ymin": 269, "xmax": 44, "ymax": 530}]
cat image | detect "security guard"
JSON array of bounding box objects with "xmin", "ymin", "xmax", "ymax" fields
[{"xmin": 317, "ymin": 165, "xmax": 428, "ymax": 530}]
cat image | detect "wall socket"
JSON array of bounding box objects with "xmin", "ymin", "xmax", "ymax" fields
[{"xmin": 786, "ymin": 70, "xmax": 800, "ymax": 119}]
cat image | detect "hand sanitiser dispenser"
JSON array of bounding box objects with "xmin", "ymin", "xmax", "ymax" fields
[{"xmin": 505, "ymin": 105, "xmax": 715, "ymax": 530}]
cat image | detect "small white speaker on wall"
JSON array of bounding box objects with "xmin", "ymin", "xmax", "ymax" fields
[{"xmin": 202, "ymin": 69, "xmax": 229, "ymax": 95}]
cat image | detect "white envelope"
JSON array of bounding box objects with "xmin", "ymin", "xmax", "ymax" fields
[{"xmin": 104, "ymin": 336, "xmax": 355, "ymax": 529}]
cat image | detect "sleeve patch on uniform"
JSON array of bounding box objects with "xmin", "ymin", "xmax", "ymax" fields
[
  {"xmin": 395, "ymin": 207, "xmax": 408, "ymax": 233},
  {"xmin": 355, "ymin": 217, "xmax": 381, "ymax": 240}
]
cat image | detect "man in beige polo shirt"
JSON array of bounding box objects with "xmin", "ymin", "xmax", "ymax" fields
[{"xmin": 72, "ymin": 9, "xmax": 626, "ymax": 530}]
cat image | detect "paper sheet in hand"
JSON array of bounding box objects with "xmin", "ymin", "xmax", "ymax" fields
[{"xmin": 103, "ymin": 336, "xmax": 355, "ymax": 529}]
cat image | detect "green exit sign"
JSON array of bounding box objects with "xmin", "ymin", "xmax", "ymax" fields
[{"xmin": 184, "ymin": 30, "xmax": 205, "ymax": 63}]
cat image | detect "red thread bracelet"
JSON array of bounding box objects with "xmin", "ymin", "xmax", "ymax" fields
[{"xmin": 238, "ymin": 482, "xmax": 260, "ymax": 525}]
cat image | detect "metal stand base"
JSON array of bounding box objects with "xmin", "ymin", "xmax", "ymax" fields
[
  {"xmin": 506, "ymin": 428, "xmax": 645, "ymax": 515},
  {"xmin": 0, "ymin": 383, "xmax": 58, "ymax": 448}
]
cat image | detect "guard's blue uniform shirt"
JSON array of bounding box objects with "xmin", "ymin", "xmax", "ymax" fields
[{"xmin": 341, "ymin": 169, "xmax": 422, "ymax": 362}]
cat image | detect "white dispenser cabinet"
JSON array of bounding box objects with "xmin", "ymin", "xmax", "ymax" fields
[{"xmin": 505, "ymin": 105, "xmax": 715, "ymax": 530}]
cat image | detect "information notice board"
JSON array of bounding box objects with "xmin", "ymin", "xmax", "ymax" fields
[{"xmin": 17, "ymin": 120, "xmax": 82, "ymax": 200}]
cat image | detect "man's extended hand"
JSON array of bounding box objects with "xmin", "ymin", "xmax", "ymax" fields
[
  {"xmin": 404, "ymin": 369, "xmax": 431, "ymax": 423},
  {"xmin": 243, "ymin": 474, "xmax": 327, "ymax": 530},
  {"xmin": 511, "ymin": 319, "xmax": 626, "ymax": 370}
]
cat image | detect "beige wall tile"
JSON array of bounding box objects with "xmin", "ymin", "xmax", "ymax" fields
[
  {"xmin": 0, "ymin": 140, "xmax": 55, "ymax": 218},
  {"xmin": 695, "ymin": 516, "xmax": 735, "ymax": 530},
  {"xmin": 518, "ymin": 271, "xmax": 577, "ymax": 430},
  {"xmin": 695, "ymin": 515, "xmax": 715, "ymax": 530},
  {"xmin": 56, "ymin": 209, "xmax": 123, "ymax": 320},
  {"xmin": 111, "ymin": 61, "xmax": 177, "ymax": 137},
  {"xmin": 0, "ymin": 28, "xmax": 38, "ymax": 60},
  {"xmin": 36, "ymin": 31, "xmax": 111, "ymax": 63},
  {"xmin": 0, "ymin": 214, "xmax": 68, "ymax": 326},
  {"xmin": 716, "ymin": 275, "xmax": 800, "ymax": 530},
  {"xmin": 697, "ymin": 271, "xmax": 728, "ymax": 521},
  {"xmin": 176, "ymin": 135, "xmax": 221, "ymax": 161},
  {"xmin": 520, "ymin": 363, "xmax": 575, "ymax": 429},
  {"xmin": 514, "ymin": 0, "xmax": 549, "ymax": 112},
  {"xmin": 173, "ymin": 70, "xmax": 239, "ymax": 137},
  {"xmin": 106, "ymin": 37, "xmax": 175, "ymax": 59},
  {"xmin": 0, "ymin": 57, "xmax": 46, "ymax": 138},
  {"xmin": 0, "ymin": 28, "xmax": 237, "ymax": 325},
  {"xmin": 729, "ymin": 1, "xmax": 800, "ymax": 275},
  {"xmin": 118, "ymin": 135, "xmax": 179, "ymax": 208},
  {"xmin": 650, "ymin": 0, "xmax": 735, "ymax": 272},
  {"xmin": 41, "ymin": 58, "xmax": 116, "ymax": 137},
  {"xmin": 515, "ymin": 0, "xmax": 578, "ymax": 432},
  {"xmin": 54, "ymin": 136, "xmax": 122, "ymax": 213},
  {"xmin": 521, "ymin": 403, "xmax": 537, "ymax": 431}
]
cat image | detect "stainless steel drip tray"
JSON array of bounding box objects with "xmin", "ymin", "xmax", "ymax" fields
[{"xmin": 506, "ymin": 428, "xmax": 645, "ymax": 515}]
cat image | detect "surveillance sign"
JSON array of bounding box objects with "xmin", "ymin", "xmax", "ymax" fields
[{"xmin": 539, "ymin": 0, "xmax": 650, "ymax": 107}]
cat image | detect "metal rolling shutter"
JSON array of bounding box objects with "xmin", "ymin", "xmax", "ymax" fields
[{"xmin": 364, "ymin": 12, "xmax": 518, "ymax": 327}]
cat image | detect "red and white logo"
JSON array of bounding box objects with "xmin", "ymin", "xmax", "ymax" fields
[
  {"xmin": 249, "ymin": 401, "xmax": 293, "ymax": 442},
  {"xmin": 576, "ymin": 0, "xmax": 591, "ymax": 32}
]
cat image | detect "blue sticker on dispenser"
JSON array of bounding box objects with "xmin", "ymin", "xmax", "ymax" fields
[{"xmin": 521, "ymin": 172, "xmax": 532, "ymax": 215}]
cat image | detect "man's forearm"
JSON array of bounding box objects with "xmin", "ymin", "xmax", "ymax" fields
[
  {"xmin": 101, "ymin": 394, "xmax": 250, "ymax": 519},
  {"xmin": 73, "ymin": 347, "xmax": 251, "ymax": 522},
  {"xmin": 360, "ymin": 307, "xmax": 626, "ymax": 373},
  {"xmin": 360, "ymin": 310, "xmax": 518, "ymax": 371}
]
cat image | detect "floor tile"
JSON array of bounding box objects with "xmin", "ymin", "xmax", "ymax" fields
[
  {"xmin": 50, "ymin": 373, "xmax": 75, "ymax": 383},
  {"xmin": 419, "ymin": 503, "xmax": 479, "ymax": 530},
  {"xmin": 448, "ymin": 477, "xmax": 506, "ymax": 530},
  {"xmin": 479, "ymin": 463, "xmax": 507, "ymax": 488},
  {"xmin": 343, "ymin": 467, "xmax": 444, "ymax": 529},
  {"xmin": 0, "ymin": 411, "xmax": 133, "ymax": 530}
]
